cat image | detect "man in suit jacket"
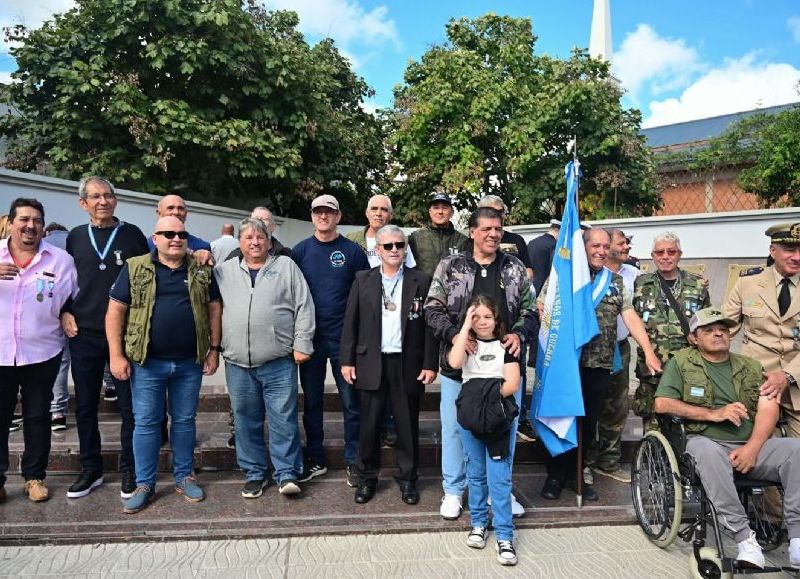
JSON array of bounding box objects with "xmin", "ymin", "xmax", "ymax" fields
[
  {"xmin": 340, "ymin": 224, "xmax": 438, "ymax": 505},
  {"xmin": 724, "ymin": 222, "xmax": 800, "ymax": 438}
]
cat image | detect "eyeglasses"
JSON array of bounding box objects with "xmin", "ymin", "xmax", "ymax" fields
[
  {"xmin": 380, "ymin": 241, "xmax": 406, "ymax": 251},
  {"xmin": 155, "ymin": 230, "xmax": 189, "ymax": 240},
  {"xmin": 85, "ymin": 193, "xmax": 116, "ymax": 202},
  {"xmin": 653, "ymin": 249, "xmax": 680, "ymax": 256}
]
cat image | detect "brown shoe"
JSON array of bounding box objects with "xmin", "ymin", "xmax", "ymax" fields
[
  {"xmin": 0, "ymin": 487, "xmax": 6, "ymax": 503},
  {"xmin": 24, "ymin": 479, "xmax": 49, "ymax": 502}
]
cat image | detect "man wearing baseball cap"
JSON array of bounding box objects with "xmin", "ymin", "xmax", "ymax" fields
[
  {"xmin": 293, "ymin": 194, "xmax": 370, "ymax": 485},
  {"xmin": 724, "ymin": 222, "xmax": 800, "ymax": 438},
  {"xmin": 408, "ymin": 193, "xmax": 467, "ymax": 276},
  {"xmin": 654, "ymin": 307, "xmax": 800, "ymax": 569}
]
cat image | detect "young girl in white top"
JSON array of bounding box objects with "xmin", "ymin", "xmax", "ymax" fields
[{"xmin": 448, "ymin": 294, "xmax": 521, "ymax": 566}]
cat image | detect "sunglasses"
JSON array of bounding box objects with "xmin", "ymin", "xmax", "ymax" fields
[
  {"xmin": 155, "ymin": 230, "xmax": 189, "ymax": 240},
  {"xmin": 380, "ymin": 241, "xmax": 406, "ymax": 251},
  {"xmin": 652, "ymin": 249, "xmax": 679, "ymax": 256}
]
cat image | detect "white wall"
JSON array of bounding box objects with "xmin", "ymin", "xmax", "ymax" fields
[
  {"xmin": 509, "ymin": 207, "xmax": 800, "ymax": 259},
  {"xmin": 0, "ymin": 169, "xmax": 321, "ymax": 247}
]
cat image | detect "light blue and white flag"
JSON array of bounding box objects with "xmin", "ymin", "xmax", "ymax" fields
[{"xmin": 532, "ymin": 160, "xmax": 600, "ymax": 456}]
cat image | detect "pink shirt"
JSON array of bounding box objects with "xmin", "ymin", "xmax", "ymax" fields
[{"xmin": 0, "ymin": 239, "xmax": 79, "ymax": 366}]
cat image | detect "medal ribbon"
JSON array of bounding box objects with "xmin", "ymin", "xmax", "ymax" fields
[{"xmin": 88, "ymin": 223, "xmax": 121, "ymax": 266}]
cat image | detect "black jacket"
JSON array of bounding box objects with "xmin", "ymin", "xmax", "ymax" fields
[{"xmin": 456, "ymin": 377, "xmax": 519, "ymax": 459}]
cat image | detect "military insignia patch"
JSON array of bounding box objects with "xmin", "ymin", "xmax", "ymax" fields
[
  {"xmin": 740, "ymin": 266, "xmax": 764, "ymax": 277},
  {"xmin": 792, "ymin": 223, "xmax": 800, "ymax": 239}
]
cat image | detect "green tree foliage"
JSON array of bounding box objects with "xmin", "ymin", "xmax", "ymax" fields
[
  {"xmin": 0, "ymin": 0, "xmax": 385, "ymax": 218},
  {"xmin": 684, "ymin": 104, "xmax": 800, "ymax": 207},
  {"xmin": 387, "ymin": 14, "xmax": 658, "ymax": 225}
]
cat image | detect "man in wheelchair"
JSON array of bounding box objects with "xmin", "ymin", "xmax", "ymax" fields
[{"xmin": 653, "ymin": 307, "xmax": 800, "ymax": 569}]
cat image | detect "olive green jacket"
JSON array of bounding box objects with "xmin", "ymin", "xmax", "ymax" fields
[{"xmin": 124, "ymin": 254, "xmax": 213, "ymax": 365}]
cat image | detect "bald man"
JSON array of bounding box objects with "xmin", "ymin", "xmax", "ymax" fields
[
  {"xmin": 346, "ymin": 195, "xmax": 416, "ymax": 269},
  {"xmin": 148, "ymin": 195, "xmax": 212, "ymax": 253},
  {"xmin": 107, "ymin": 215, "xmax": 221, "ymax": 513},
  {"xmin": 211, "ymin": 223, "xmax": 238, "ymax": 264}
]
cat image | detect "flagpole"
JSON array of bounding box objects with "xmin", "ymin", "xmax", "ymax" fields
[{"xmin": 568, "ymin": 135, "xmax": 584, "ymax": 509}]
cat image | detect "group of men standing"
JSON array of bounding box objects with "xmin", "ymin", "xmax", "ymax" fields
[{"xmin": 4, "ymin": 178, "xmax": 800, "ymax": 565}]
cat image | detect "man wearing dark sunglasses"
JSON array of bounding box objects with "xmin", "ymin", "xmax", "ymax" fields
[
  {"xmin": 106, "ymin": 216, "xmax": 222, "ymax": 514},
  {"xmin": 632, "ymin": 231, "xmax": 710, "ymax": 431},
  {"xmin": 341, "ymin": 225, "xmax": 438, "ymax": 505}
]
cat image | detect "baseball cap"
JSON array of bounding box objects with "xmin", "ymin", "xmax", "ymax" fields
[
  {"xmin": 311, "ymin": 194, "xmax": 340, "ymax": 211},
  {"xmin": 429, "ymin": 193, "xmax": 453, "ymax": 206},
  {"xmin": 689, "ymin": 308, "xmax": 736, "ymax": 333}
]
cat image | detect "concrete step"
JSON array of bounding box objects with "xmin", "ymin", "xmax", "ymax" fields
[
  {"xmin": 7, "ymin": 410, "xmax": 645, "ymax": 474},
  {"xmin": 0, "ymin": 466, "xmax": 636, "ymax": 545}
]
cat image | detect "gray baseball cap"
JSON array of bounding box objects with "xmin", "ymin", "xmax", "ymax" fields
[{"xmin": 689, "ymin": 308, "xmax": 736, "ymax": 332}]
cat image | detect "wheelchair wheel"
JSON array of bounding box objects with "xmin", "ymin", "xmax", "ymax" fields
[
  {"xmin": 741, "ymin": 486, "xmax": 785, "ymax": 552},
  {"xmin": 688, "ymin": 547, "xmax": 732, "ymax": 579},
  {"xmin": 631, "ymin": 431, "xmax": 683, "ymax": 547}
]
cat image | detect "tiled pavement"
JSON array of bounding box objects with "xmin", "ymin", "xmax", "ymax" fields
[{"xmin": 1, "ymin": 524, "xmax": 796, "ymax": 578}]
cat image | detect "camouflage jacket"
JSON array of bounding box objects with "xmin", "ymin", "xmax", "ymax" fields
[
  {"xmin": 581, "ymin": 272, "xmax": 625, "ymax": 370},
  {"xmin": 424, "ymin": 250, "xmax": 535, "ymax": 379},
  {"xmin": 633, "ymin": 269, "xmax": 710, "ymax": 378}
]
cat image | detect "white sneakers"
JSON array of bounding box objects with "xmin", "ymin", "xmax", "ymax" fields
[
  {"xmin": 790, "ymin": 537, "xmax": 800, "ymax": 568},
  {"xmin": 486, "ymin": 493, "xmax": 526, "ymax": 518},
  {"xmin": 736, "ymin": 530, "xmax": 765, "ymax": 569},
  {"xmin": 440, "ymin": 494, "xmax": 463, "ymax": 520}
]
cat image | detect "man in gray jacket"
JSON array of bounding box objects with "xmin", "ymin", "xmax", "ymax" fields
[{"xmin": 214, "ymin": 218, "xmax": 315, "ymax": 498}]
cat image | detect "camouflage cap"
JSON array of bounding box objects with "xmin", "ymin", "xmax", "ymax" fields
[
  {"xmin": 689, "ymin": 307, "xmax": 736, "ymax": 333},
  {"xmin": 765, "ymin": 222, "xmax": 800, "ymax": 244}
]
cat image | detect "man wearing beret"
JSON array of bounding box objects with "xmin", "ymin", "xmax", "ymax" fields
[{"xmin": 723, "ymin": 222, "xmax": 800, "ymax": 437}]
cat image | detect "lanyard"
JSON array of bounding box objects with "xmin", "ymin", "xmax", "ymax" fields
[{"xmin": 88, "ymin": 223, "xmax": 121, "ymax": 268}]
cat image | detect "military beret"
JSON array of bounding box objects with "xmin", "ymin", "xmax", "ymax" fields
[{"xmin": 765, "ymin": 222, "xmax": 800, "ymax": 244}]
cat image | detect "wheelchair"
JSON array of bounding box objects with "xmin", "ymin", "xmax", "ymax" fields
[{"xmin": 631, "ymin": 414, "xmax": 791, "ymax": 578}]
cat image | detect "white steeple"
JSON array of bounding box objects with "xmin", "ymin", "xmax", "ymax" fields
[{"xmin": 589, "ymin": 0, "xmax": 612, "ymax": 61}]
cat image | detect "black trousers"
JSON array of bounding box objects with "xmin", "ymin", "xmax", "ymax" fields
[
  {"xmin": 546, "ymin": 366, "xmax": 611, "ymax": 482},
  {"xmin": 355, "ymin": 354, "xmax": 420, "ymax": 483},
  {"xmin": 69, "ymin": 333, "xmax": 135, "ymax": 475},
  {"xmin": 0, "ymin": 353, "xmax": 62, "ymax": 485}
]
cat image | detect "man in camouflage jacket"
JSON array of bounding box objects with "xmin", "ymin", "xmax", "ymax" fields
[
  {"xmin": 632, "ymin": 232, "xmax": 710, "ymax": 431},
  {"xmin": 424, "ymin": 207, "xmax": 534, "ymax": 521}
]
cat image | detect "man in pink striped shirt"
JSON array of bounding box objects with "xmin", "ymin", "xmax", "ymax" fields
[{"xmin": 0, "ymin": 198, "xmax": 78, "ymax": 503}]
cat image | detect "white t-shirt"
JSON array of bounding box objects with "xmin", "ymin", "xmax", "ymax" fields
[
  {"xmin": 462, "ymin": 338, "xmax": 514, "ymax": 381},
  {"xmin": 615, "ymin": 263, "xmax": 641, "ymax": 341}
]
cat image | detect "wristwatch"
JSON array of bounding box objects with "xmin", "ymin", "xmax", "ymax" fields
[
  {"xmin": 209, "ymin": 345, "xmax": 222, "ymax": 352},
  {"xmin": 785, "ymin": 372, "xmax": 797, "ymax": 388}
]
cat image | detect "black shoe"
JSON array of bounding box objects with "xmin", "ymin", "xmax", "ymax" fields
[
  {"xmin": 227, "ymin": 435, "xmax": 236, "ymax": 449},
  {"xmin": 516, "ymin": 419, "xmax": 537, "ymax": 442},
  {"xmin": 51, "ymin": 415, "xmax": 67, "ymax": 432},
  {"xmin": 381, "ymin": 428, "xmax": 398, "ymax": 447},
  {"xmin": 540, "ymin": 477, "xmax": 563, "ymax": 500},
  {"xmin": 241, "ymin": 479, "xmax": 268, "ymax": 499},
  {"xmin": 355, "ymin": 481, "xmax": 377, "ymax": 504},
  {"xmin": 345, "ymin": 465, "xmax": 358, "ymax": 488},
  {"xmin": 120, "ymin": 471, "xmax": 136, "ymax": 499},
  {"xmin": 298, "ymin": 457, "xmax": 327, "ymax": 483},
  {"xmin": 399, "ymin": 481, "xmax": 419, "ymax": 505},
  {"xmin": 566, "ymin": 480, "xmax": 599, "ymax": 502},
  {"xmin": 103, "ymin": 386, "xmax": 118, "ymax": 402},
  {"xmin": 66, "ymin": 471, "xmax": 104, "ymax": 499}
]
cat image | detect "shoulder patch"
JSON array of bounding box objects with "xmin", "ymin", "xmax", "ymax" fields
[{"xmin": 739, "ymin": 266, "xmax": 764, "ymax": 277}]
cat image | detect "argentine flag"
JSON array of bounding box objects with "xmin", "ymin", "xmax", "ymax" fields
[{"xmin": 532, "ymin": 160, "xmax": 600, "ymax": 456}]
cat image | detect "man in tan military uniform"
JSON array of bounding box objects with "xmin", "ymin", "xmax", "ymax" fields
[{"xmin": 723, "ymin": 222, "xmax": 800, "ymax": 438}]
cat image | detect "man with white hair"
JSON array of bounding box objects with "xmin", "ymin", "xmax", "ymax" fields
[
  {"xmin": 226, "ymin": 207, "xmax": 294, "ymax": 262},
  {"xmin": 632, "ymin": 231, "xmax": 710, "ymax": 431},
  {"xmin": 346, "ymin": 195, "xmax": 416, "ymax": 269}
]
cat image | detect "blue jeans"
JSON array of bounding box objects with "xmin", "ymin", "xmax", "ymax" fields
[
  {"xmin": 299, "ymin": 337, "xmax": 360, "ymax": 466},
  {"xmin": 50, "ymin": 336, "xmax": 70, "ymax": 416},
  {"xmin": 226, "ymin": 357, "xmax": 303, "ymax": 484},
  {"xmin": 440, "ymin": 375, "xmax": 466, "ymax": 496},
  {"xmin": 130, "ymin": 358, "xmax": 202, "ymax": 486},
  {"xmin": 459, "ymin": 424, "xmax": 515, "ymax": 541}
]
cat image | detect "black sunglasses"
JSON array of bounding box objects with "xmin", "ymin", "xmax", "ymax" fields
[
  {"xmin": 380, "ymin": 241, "xmax": 406, "ymax": 251},
  {"xmin": 155, "ymin": 230, "xmax": 189, "ymax": 240}
]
